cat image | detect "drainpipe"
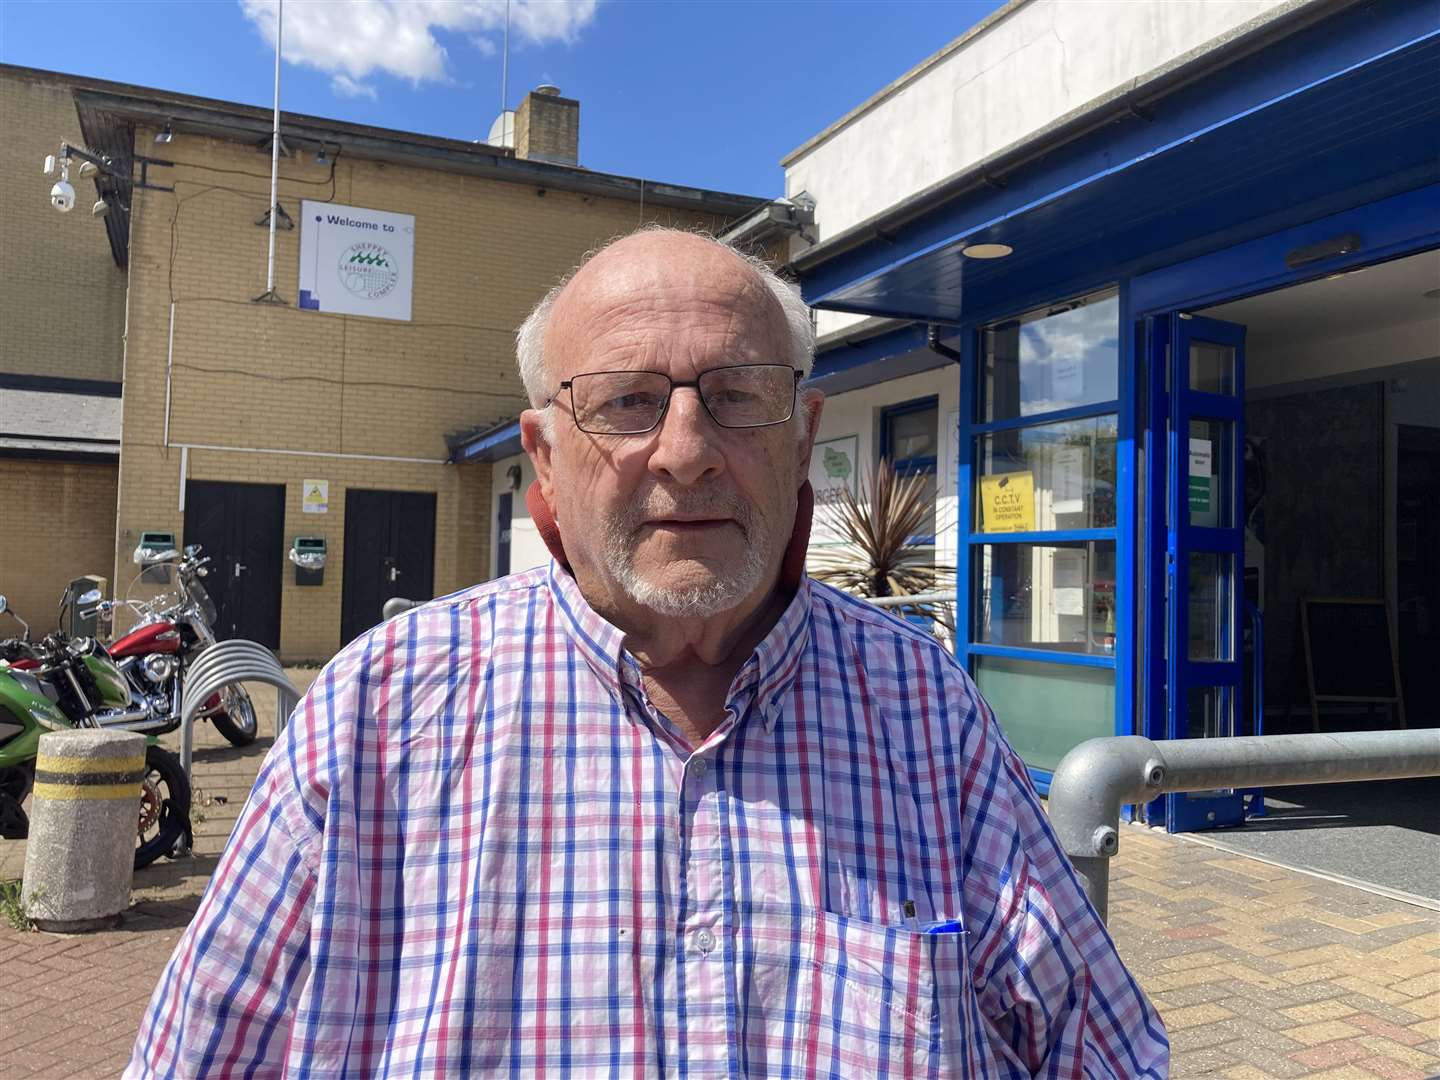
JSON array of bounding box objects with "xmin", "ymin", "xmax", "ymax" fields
[{"xmin": 927, "ymin": 324, "xmax": 962, "ymax": 364}]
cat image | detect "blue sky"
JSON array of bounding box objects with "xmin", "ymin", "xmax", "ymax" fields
[{"xmin": 1, "ymin": 1, "xmax": 1004, "ymax": 197}]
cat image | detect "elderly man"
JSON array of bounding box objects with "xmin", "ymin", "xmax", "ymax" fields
[{"xmin": 128, "ymin": 229, "xmax": 1166, "ymax": 1077}]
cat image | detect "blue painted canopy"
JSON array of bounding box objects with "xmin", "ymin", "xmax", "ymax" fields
[{"xmin": 802, "ymin": 0, "xmax": 1440, "ymax": 328}]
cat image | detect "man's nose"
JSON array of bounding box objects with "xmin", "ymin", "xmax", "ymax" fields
[{"xmin": 647, "ymin": 387, "xmax": 725, "ymax": 485}]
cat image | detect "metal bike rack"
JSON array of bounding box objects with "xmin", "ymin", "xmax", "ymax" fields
[
  {"xmin": 179, "ymin": 639, "xmax": 299, "ymax": 775},
  {"xmin": 172, "ymin": 640, "xmax": 300, "ymax": 856},
  {"xmin": 1049, "ymin": 729, "xmax": 1440, "ymax": 924}
]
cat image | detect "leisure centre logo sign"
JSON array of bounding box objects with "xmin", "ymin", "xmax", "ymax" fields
[
  {"xmin": 339, "ymin": 241, "xmax": 399, "ymax": 301},
  {"xmin": 299, "ymin": 200, "xmax": 414, "ymax": 321}
]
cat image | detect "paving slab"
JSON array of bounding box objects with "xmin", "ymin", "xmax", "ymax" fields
[{"xmin": 1, "ymin": 670, "xmax": 1437, "ymax": 1078}]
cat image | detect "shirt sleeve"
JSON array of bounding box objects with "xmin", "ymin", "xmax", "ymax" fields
[
  {"xmin": 123, "ymin": 699, "xmax": 326, "ymax": 1079},
  {"xmin": 960, "ymin": 692, "xmax": 1170, "ymax": 1079}
]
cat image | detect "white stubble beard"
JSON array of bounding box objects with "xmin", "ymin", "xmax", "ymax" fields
[{"xmin": 600, "ymin": 487, "xmax": 773, "ymax": 619}]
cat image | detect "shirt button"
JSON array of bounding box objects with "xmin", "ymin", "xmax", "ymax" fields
[
  {"xmin": 691, "ymin": 758, "xmax": 708, "ymax": 778},
  {"xmin": 695, "ymin": 928, "xmax": 716, "ymax": 955}
]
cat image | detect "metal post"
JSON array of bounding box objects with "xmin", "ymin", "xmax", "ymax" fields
[
  {"xmin": 265, "ymin": 0, "xmax": 283, "ymax": 296},
  {"xmin": 1049, "ymin": 730, "xmax": 1440, "ymax": 923}
]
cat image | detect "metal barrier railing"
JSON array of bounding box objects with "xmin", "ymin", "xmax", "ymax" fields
[
  {"xmin": 382, "ymin": 596, "xmax": 424, "ymax": 620},
  {"xmin": 1049, "ymin": 729, "xmax": 1440, "ymax": 923},
  {"xmin": 865, "ymin": 591, "xmax": 958, "ymax": 609}
]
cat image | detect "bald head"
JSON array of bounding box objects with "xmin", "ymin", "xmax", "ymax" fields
[{"xmin": 515, "ymin": 228, "xmax": 814, "ymax": 411}]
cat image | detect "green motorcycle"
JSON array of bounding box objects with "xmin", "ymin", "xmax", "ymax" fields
[{"xmin": 0, "ymin": 594, "xmax": 190, "ymax": 870}]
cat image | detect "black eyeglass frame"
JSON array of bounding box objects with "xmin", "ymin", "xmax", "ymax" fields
[{"xmin": 542, "ymin": 364, "xmax": 804, "ymax": 435}]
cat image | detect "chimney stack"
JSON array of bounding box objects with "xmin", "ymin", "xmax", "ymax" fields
[{"xmin": 515, "ymin": 85, "xmax": 579, "ymax": 166}]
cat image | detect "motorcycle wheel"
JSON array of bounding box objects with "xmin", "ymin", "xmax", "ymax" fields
[
  {"xmin": 210, "ymin": 684, "xmax": 258, "ymax": 747},
  {"xmin": 134, "ymin": 745, "xmax": 190, "ymax": 870}
]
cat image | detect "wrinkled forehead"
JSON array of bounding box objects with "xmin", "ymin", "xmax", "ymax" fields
[{"xmin": 545, "ymin": 240, "xmax": 787, "ymax": 378}]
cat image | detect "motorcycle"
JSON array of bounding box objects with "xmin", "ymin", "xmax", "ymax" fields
[
  {"xmin": 0, "ymin": 594, "xmax": 191, "ymax": 869},
  {"xmin": 103, "ymin": 545, "xmax": 257, "ymax": 748}
]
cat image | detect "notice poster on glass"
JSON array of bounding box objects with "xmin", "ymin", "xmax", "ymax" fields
[
  {"xmin": 1053, "ymin": 548, "xmax": 1087, "ymax": 617},
  {"xmin": 1052, "ymin": 445, "xmax": 1087, "ymax": 516},
  {"xmin": 1188, "ymin": 437, "xmax": 1215, "ymax": 525},
  {"xmin": 299, "ymin": 200, "xmax": 415, "ymax": 321},
  {"xmin": 980, "ymin": 472, "xmax": 1035, "ymax": 533}
]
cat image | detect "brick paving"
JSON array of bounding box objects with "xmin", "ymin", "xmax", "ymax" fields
[{"xmin": 1, "ymin": 678, "xmax": 1436, "ymax": 1078}]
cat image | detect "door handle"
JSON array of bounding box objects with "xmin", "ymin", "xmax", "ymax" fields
[
  {"xmin": 234, "ymin": 562, "xmax": 246, "ymax": 578},
  {"xmin": 388, "ymin": 565, "xmax": 402, "ymax": 583}
]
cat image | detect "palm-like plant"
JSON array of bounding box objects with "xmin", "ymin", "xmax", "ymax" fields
[{"xmin": 809, "ymin": 457, "xmax": 956, "ymax": 634}]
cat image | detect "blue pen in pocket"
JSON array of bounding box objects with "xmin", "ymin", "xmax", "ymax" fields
[{"xmin": 919, "ymin": 919, "xmax": 966, "ymax": 935}]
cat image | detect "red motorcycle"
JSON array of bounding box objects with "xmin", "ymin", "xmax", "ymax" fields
[{"xmin": 100, "ymin": 545, "xmax": 258, "ymax": 747}]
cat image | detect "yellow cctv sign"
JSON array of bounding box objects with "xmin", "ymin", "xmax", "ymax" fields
[{"xmin": 980, "ymin": 472, "xmax": 1035, "ymax": 533}]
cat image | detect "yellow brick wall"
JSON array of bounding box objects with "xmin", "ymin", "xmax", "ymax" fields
[
  {"xmin": 116, "ymin": 126, "xmax": 729, "ymax": 660},
  {"xmin": 0, "ymin": 71, "xmax": 126, "ymax": 382},
  {"xmin": 0, "ymin": 458, "xmax": 118, "ymax": 635}
]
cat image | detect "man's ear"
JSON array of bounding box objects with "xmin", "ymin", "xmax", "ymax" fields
[
  {"xmin": 519, "ymin": 409, "xmax": 555, "ymax": 504},
  {"xmin": 794, "ymin": 388, "xmax": 826, "ymax": 477}
]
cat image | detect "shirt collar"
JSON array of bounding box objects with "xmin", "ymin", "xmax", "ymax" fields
[{"xmin": 545, "ymin": 560, "xmax": 812, "ymax": 732}]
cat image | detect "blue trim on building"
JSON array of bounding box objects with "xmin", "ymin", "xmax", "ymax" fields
[
  {"xmin": 802, "ymin": 3, "xmax": 1440, "ymax": 327},
  {"xmin": 967, "ymin": 643, "xmax": 1116, "ymax": 670},
  {"xmin": 451, "ymin": 420, "xmax": 522, "ymax": 463}
]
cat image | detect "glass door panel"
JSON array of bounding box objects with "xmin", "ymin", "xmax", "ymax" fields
[{"xmin": 1164, "ymin": 315, "xmax": 1247, "ymax": 832}]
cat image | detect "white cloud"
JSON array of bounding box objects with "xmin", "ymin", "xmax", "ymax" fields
[{"xmin": 239, "ymin": 1, "xmax": 600, "ymax": 96}]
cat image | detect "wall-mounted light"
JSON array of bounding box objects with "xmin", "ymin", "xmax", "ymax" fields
[
  {"xmin": 155, "ymin": 123, "xmax": 174, "ymax": 145},
  {"xmin": 315, "ymin": 144, "xmax": 328, "ymax": 165},
  {"xmin": 962, "ymin": 242, "xmax": 1014, "ymax": 259},
  {"xmin": 92, "ymin": 198, "xmax": 110, "ymax": 218},
  {"xmin": 506, "ymin": 464, "xmax": 523, "ymax": 492},
  {"xmin": 1284, "ymin": 232, "xmax": 1361, "ymax": 269}
]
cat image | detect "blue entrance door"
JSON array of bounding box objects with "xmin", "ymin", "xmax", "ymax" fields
[{"xmin": 1164, "ymin": 314, "xmax": 1248, "ymax": 832}]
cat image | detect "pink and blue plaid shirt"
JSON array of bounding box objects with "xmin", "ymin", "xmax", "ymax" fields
[{"xmin": 128, "ymin": 563, "xmax": 1166, "ymax": 1078}]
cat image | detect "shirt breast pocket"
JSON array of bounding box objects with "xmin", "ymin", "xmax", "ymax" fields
[{"xmin": 777, "ymin": 911, "xmax": 973, "ymax": 1077}]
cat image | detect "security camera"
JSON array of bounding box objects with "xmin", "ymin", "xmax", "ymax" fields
[{"xmin": 50, "ymin": 180, "xmax": 76, "ymax": 213}]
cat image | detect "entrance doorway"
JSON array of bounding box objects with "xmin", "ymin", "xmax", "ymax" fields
[
  {"xmin": 1144, "ymin": 247, "xmax": 1440, "ymax": 833},
  {"xmin": 341, "ymin": 489, "xmax": 436, "ymax": 644},
  {"xmin": 183, "ymin": 480, "xmax": 285, "ymax": 648}
]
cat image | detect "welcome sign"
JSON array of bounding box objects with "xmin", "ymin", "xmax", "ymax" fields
[{"xmin": 299, "ymin": 200, "xmax": 415, "ymax": 321}]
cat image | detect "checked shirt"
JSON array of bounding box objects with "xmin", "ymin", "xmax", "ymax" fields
[{"xmin": 127, "ymin": 563, "xmax": 1168, "ymax": 1078}]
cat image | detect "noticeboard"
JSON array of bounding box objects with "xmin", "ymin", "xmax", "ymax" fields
[{"xmin": 1298, "ymin": 597, "xmax": 1406, "ymax": 729}]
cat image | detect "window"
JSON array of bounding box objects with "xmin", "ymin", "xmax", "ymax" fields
[
  {"xmin": 965, "ymin": 288, "xmax": 1121, "ymax": 777},
  {"xmin": 881, "ymin": 397, "xmax": 939, "ymax": 541}
]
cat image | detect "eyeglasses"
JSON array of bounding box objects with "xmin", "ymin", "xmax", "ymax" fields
[{"xmin": 544, "ymin": 364, "xmax": 802, "ymax": 435}]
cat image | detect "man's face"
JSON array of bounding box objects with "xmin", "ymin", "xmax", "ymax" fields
[{"xmin": 521, "ymin": 234, "xmax": 821, "ymax": 619}]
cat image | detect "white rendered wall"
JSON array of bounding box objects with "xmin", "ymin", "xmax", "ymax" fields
[
  {"xmin": 490, "ymin": 453, "xmax": 550, "ymax": 578},
  {"xmin": 785, "ymin": 0, "xmax": 1293, "ymax": 338},
  {"xmin": 808, "ymin": 366, "xmax": 963, "ymax": 583}
]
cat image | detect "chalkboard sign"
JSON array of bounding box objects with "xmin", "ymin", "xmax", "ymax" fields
[{"xmin": 1299, "ymin": 597, "xmax": 1406, "ymax": 730}]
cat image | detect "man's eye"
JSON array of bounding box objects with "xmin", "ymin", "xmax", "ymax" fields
[
  {"xmin": 607, "ymin": 392, "xmax": 663, "ymax": 410},
  {"xmin": 711, "ymin": 388, "xmax": 758, "ymax": 405}
]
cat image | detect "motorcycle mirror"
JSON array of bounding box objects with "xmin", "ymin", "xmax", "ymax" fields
[
  {"xmin": 78, "ymin": 588, "xmax": 103, "ymax": 605},
  {"xmin": 0, "ymin": 595, "xmax": 7, "ymax": 615}
]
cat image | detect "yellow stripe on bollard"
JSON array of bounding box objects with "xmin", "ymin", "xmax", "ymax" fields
[
  {"xmin": 32, "ymin": 781, "xmax": 144, "ymax": 801},
  {"xmin": 32, "ymin": 753, "xmax": 146, "ymax": 801}
]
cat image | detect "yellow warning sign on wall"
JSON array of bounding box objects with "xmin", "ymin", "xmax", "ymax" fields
[
  {"xmin": 980, "ymin": 472, "xmax": 1035, "ymax": 533},
  {"xmin": 302, "ymin": 479, "xmax": 329, "ymax": 514}
]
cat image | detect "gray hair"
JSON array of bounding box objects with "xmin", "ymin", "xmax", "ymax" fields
[{"xmin": 515, "ymin": 227, "xmax": 816, "ymax": 412}]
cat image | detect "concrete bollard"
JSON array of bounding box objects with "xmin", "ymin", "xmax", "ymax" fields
[{"xmin": 21, "ymin": 729, "xmax": 145, "ymax": 932}]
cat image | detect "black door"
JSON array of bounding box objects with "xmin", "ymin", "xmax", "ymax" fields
[
  {"xmin": 341, "ymin": 489, "xmax": 437, "ymax": 644},
  {"xmin": 183, "ymin": 480, "xmax": 286, "ymax": 648}
]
